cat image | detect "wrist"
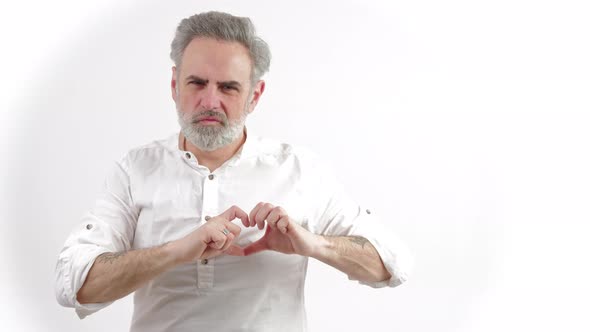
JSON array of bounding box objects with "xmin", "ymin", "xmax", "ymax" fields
[
  {"xmin": 308, "ymin": 234, "xmax": 332, "ymax": 260},
  {"xmin": 161, "ymin": 240, "xmax": 184, "ymax": 266}
]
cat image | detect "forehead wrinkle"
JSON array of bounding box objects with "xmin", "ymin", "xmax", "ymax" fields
[{"xmin": 180, "ymin": 38, "xmax": 252, "ymax": 83}]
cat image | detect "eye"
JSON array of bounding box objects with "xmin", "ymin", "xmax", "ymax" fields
[
  {"xmin": 221, "ymin": 84, "xmax": 238, "ymax": 91},
  {"xmin": 189, "ymin": 80, "xmax": 206, "ymax": 87}
]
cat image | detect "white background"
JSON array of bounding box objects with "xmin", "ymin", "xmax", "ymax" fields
[{"xmin": 1, "ymin": 0, "xmax": 589, "ymax": 331}]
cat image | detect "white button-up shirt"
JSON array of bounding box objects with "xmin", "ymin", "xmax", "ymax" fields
[{"xmin": 54, "ymin": 132, "xmax": 412, "ymax": 332}]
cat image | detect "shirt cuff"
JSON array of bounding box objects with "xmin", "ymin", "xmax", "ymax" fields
[
  {"xmin": 355, "ymin": 229, "xmax": 414, "ymax": 288},
  {"xmin": 75, "ymin": 300, "xmax": 114, "ymax": 319},
  {"xmin": 55, "ymin": 245, "xmax": 113, "ymax": 318}
]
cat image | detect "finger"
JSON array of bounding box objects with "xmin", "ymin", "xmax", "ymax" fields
[
  {"xmin": 208, "ymin": 221, "xmax": 239, "ymax": 249},
  {"xmin": 225, "ymin": 245, "xmax": 245, "ymax": 256},
  {"xmin": 219, "ymin": 205, "xmax": 250, "ymax": 227},
  {"xmin": 213, "ymin": 238, "xmax": 226, "ymax": 250},
  {"xmin": 276, "ymin": 215, "xmax": 290, "ymax": 234},
  {"xmin": 249, "ymin": 202, "xmax": 264, "ymax": 227},
  {"xmin": 221, "ymin": 221, "xmax": 242, "ymax": 237},
  {"xmin": 207, "ymin": 230, "xmax": 227, "ymax": 250},
  {"xmin": 208, "ymin": 216, "xmax": 241, "ymax": 239},
  {"xmin": 220, "ymin": 233, "xmax": 235, "ymax": 251},
  {"xmin": 266, "ymin": 207, "xmax": 282, "ymax": 230},
  {"xmin": 255, "ymin": 203, "xmax": 274, "ymax": 230},
  {"xmin": 244, "ymin": 236, "xmax": 269, "ymax": 256}
]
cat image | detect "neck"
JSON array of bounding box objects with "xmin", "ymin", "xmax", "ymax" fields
[{"xmin": 179, "ymin": 130, "xmax": 246, "ymax": 172}]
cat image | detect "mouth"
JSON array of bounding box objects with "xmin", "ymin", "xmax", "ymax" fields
[{"xmin": 195, "ymin": 117, "xmax": 222, "ymax": 124}]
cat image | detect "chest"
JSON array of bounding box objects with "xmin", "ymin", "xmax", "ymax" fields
[{"xmin": 130, "ymin": 161, "xmax": 309, "ymax": 248}]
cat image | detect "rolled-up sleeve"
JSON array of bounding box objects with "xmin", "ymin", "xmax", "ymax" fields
[
  {"xmin": 349, "ymin": 210, "xmax": 414, "ymax": 288},
  {"xmin": 304, "ymin": 154, "xmax": 413, "ymax": 288},
  {"xmin": 54, "ymin": 156, "xmax": 138, "ymax": 318}
]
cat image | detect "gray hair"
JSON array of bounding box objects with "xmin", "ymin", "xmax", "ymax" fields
[{"xmin": 170, "ymin": 11, "xmax": 271, "ymax": 83}]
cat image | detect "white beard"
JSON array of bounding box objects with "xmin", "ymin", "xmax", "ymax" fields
[{"xmin": 176, "ymin": 106, "xmax": 248, "ymax": 152}]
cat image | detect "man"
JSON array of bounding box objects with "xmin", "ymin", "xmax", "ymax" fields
[{"xmin": 54, "ymin": 11, "xmax": 412, "ymax": 332}]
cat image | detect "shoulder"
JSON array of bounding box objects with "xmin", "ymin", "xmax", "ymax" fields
[
  {"xmin": 117, "ymin": 133, "xmax": 178, "ymax": 171},
  {"xmin": 249, "ymin": 135, "xmax": 323, "ymax": 166}
]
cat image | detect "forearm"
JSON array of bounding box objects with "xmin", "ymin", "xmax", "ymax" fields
[
  {"xmin": 310, "ymin": 236, "xmax": 391, "ymax": 283},
  {"xmin": 76, "ymin": 242, "xmax": 179, "ymax": 304}
]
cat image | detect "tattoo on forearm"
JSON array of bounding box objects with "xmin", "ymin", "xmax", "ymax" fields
[
  {"xmin": 97, "ymin": 252, "xmax": 126, "ymax": 264},
  {"xmin": 348, "ymin": 236, "xmax": 369, "ymax": 248}
]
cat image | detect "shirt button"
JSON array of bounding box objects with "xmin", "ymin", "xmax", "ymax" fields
[
  {"xmin": 208, "ymin": 174, "xmax": 215, "ymax": 180},
  {"xmin": 201, "ymin": 259, "xmax": 208, "ymax": 265},
  {"xmin": 204, "ymin": 215, "xmax": 211, "ymax": 221},
  {"xmin": 86, "ymin": 224, "xmax": 93, "ymax": 230},
  {"xmin": 185, "ymin": 152, "xmax": 191, "ymax": 159},
  {"xmin": 366, "ymin": 209, "xmax": 372, "ymax": 214}
]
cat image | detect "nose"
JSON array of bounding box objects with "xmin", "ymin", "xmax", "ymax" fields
[{"xmin": 199, "ymin": 85, "xmax": 222, "ymax": 110}]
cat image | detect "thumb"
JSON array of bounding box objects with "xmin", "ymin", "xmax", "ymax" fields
[
  {"xmin": 225, "ymin": 245, "xmax": 246, "ymax": 256},
  {"xmin": 244, "ymin": 227, "xmax": 271, "ymax": 256}
]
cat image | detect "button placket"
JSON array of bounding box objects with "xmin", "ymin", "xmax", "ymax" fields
[
  {"xmin": 197, "ymin": 258, "xmax": 214, "ymax": 288},
  {"xmin": 198, "ymin": 172, "xmax": 219, "ymax": 289},
  {"xmin": 201, "ymin": 173, "xmax": 219, "ymax": 219}
]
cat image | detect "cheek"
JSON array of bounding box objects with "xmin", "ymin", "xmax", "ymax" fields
[
  {"xmin": 178, "ymin": 93, "xmax": 198, "ymax": 109},
  {"xmin": 229, "ymin": 100, "xmax": 251, "ymax": 118}
]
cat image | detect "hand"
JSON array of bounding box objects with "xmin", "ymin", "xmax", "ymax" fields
[
  {"xmin": 243, "ymin": 202, "xmax": 319, "ymax": 257},
  {"xmin": 170, "ymin": 205, "xmax": 249, "ymax": 263}
]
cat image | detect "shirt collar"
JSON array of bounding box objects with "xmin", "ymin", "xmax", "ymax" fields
[
  {"xmin": 226, "ymin": 127, "xmax": 258, "ymax": 166},
  {"xmin": 166, "ymin": 127, "xmax": 259, "ymax": 166}
]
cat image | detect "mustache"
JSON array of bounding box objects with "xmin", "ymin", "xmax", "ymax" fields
[{"xmin": 190, "ymin": 110, "xmax": 228, "ymax": 124}]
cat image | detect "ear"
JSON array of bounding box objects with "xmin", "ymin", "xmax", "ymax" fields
[
  {"xmin": 171, "ymin": 66, "xmax": 179, "ymax": 103},
  {"xmin": 246, "ymin": 80, "xmax": 266, "ymax": 114}
]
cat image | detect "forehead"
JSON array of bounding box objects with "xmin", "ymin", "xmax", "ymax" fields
[{"xmin": 179, "ymin": 37, "xmax": 252, "ymax": 82}]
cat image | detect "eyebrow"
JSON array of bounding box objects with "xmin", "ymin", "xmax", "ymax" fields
[
  {"xmin": 185, "ymin": 75, "xmax": 208, "ymax": 84},
  {"xmin": 185, "ymin": 75, "xmax": 243, "ymax": 89}
]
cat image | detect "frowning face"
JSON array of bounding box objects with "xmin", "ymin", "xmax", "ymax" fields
[{"xmin": 172, "ymin": 37, "xmax": 264, "ymax": 151}]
